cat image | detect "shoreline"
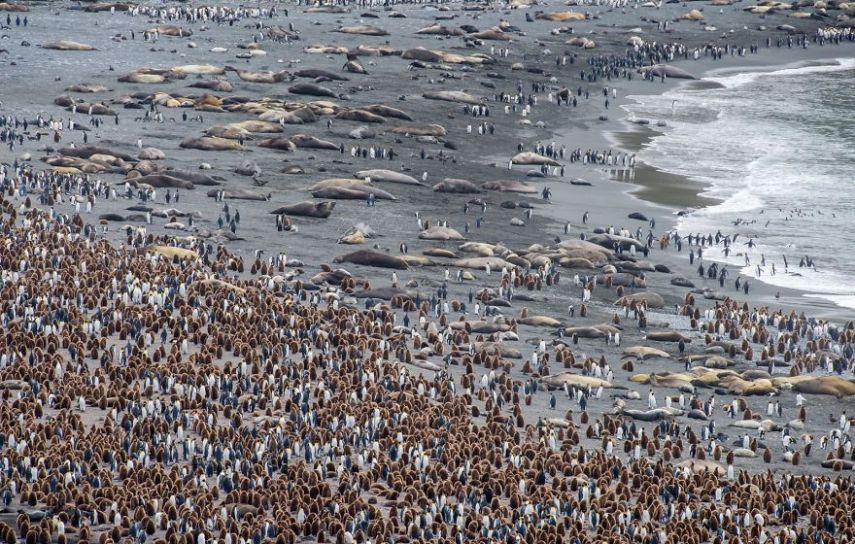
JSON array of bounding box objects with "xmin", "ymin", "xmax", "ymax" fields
[{"xmin": 598, "ymin": 51, "xmax": 855, "ymax": 319}]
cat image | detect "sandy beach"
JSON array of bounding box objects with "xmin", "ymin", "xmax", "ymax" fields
[{"xmin": 0, "ymin": 0, "xmax": 853, "ymax": 541}]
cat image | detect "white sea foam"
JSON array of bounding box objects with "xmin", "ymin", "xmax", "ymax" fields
[{"xmin": 623, "ymin": 58, "xmax": 855, "ymax": 311}]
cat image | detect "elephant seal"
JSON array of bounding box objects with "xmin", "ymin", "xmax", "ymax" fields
[
  {"xmin": 623, "ymin": 346, "xmax": 670, "ymax": 360},
  {"xmin": 433, "ymin": 178, "xmax": 482, "ymax": 194},
  {"xmin": 645, "ymin": 331, "xmax": 691, "ymax": 343},
  {"xmin": 290, "ymin": 134, "xmax": 338, "ymax": 150},
  {"xmin": 59, "ymin": 145, "xmax": 134, "ymax": 161},
  {"xmin": 588, "ymin": 233, "xmax": 645, "ymax": 252},
  {"xmin": 786, "ymin": 376, "xmax": 855, "ymax": 397},
  {"xmin": 563, "ymin": 324, "xmax": 620, "ymax": 339},
  {"xmin": 131, "ymin": 174, "xmax": 194, "ymax": 190},
  {"xmin": 42, "ymin": 40, "xmax": 96, "ymax": 51},
  {"xmin": 227, "ymin": 120, "xmax": 283, "ymax": 134},
  {"xmin": 388, "ymin": 124, "xmax": 447, "ymax": 137},
  {"xmin": 336, "ymin": 109, "xmax": 385, "ymax": 124},
  {"xmin": 99, "ymin": 213, "xmax": 126, "ymax": 222},
  {"xmin": 452, "ymin": 257, "xmax": 515, "ymax": 271},
  {"xmin": 311, "ymin": 185, "xmax": 396, "ymax": 201},
  {"xmin": 511, "ymin": 152, "xmax": 559, "ymax": 166},
  {"xmin": 335, "ymin": 24, "xmax": 389, "ymax": 36},
  {"xmin": 343, "ymin": 60, "xmax": 368, "ymax": 74},
  {"xmin": 423, "ymin": 248, "xmax": 458, "ymax": 259},
  {"xmin": 306, "ymin": 178, "xmax": 366, "ymax": 191},
  {"xmin": 616, "ymin": 292, "xmax": 665, "ymax": 309},
  {"xmin": 349, "ymin": 126, "xmax": 375, "ymax": 140},
  {"xmin": 638, "ymin": 64, "xmax": 697, "ymax": 80},
  {"xmin": 355, "ymin": 169, "xmax": 421, "ymax": 186},
  {"xmin": 65, "ymin": 83, "xmax": 111, "ymax": 93},
  {"xmin": 422, "ymin": 90, "xmax": 482, "ymax": 105},
  {"xmin": 470, "ymin": 28, "xmax": 513, "ymax": 41},
  {"xmin": 352, "ymin": 287, "xmax": 413, "ymax": 300},
  {"xmin": 205, "ymin": 125, "xmax": 252, "ymax": 140},
  {"xmin": 540, "ymin": 373, "xmax": 616, "ymax": 390},
  {"xmin": 289, "ymin": 83, "xmax": 338, "ymax": 98},
  {"xmin": 362, "ymin": 104, "xmax": 412, "ymax": 121},
  {"xmin": 687, "ymin": 409, "xmax": 708, "ymax": 420},
  {"xmin": 294, "ymin": 69, "xmax": 348, "ymax": 81},
  {"xmin": 138, "ymin": 147, "xmax": 165, "ymax": 161},
  {"xmin": 676, "ymin": 459, "xmax": 724, "ymax": 475},
  {"xmin": 258, "ymin": 137, "xmax": 296, "ymax": 152},
  {"xmin": 671, "ymin": 277, "xmax": 695, "ymax": 288},
  {"xmin": 621, "ymin": 407, "xmax": 684, "ymax": 421},
  {"xmin": 517, "ymin": 315, "xmax": 562, "ymax": 327},
  {"xmin": 148, "ymin": 24, "xmax": 192, "ymax": 37},
  {"xmin": 229, "ymin": 68, "xmax": 289, "ymax": 83},
  {"xmin": 147, "ymin": 245, "xmax": 198, "ymax": 260},
  {"xmin": 170, "ymin": 64, "xmax": 224, "ymax": 75},
  {"xmin": 270, "ymin": 201, "xmax": 335, "ymax": 218},
  {"xmin": 333, "ymin": 250, "xmax": 408, "ymax": 270},
  {"xmin": 481, "ymin": 180, "xmax": 538, "ymax": 194},
  {"xmin": 163, "ymin": 169, "xmax": 219, "ymax": 186},
  {"xmin": 418, "ymin": 226, "xmax": 463, "ymax": 241},
  {"xmin": 189, "ymin": 80, "xmax": 234, "ymax": 92},
  {"xmin": 206, "ymin": 189, "xmax": 269, "ymax": 201},
  {"xmin": 180, "ymin": 137, "xmax": 241, "ymax": 151}
]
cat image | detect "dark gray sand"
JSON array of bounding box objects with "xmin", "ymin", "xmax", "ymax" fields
[{"xmin": 0, "ymin": 0, "xmax": 853, "ymax": 542}]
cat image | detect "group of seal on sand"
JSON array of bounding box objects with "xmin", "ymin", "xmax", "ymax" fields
[{"xmin": 6, "ymin": 0, "xmax": 855, "ymax": 542}]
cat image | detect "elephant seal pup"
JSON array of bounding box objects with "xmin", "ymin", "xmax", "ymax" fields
[
  {"xmin": 517, "ymin": 315, "xmax": 562, "ymax": 327},
  {"xmin": 42, "ymin": 40, "xmax": 97, "ymax": 51},
  {"xmin": 189, "ymin": 80, "xmax": 234, "ymax": 92},
  {"xmin": 362, "ymin": 104, "xmax": 412, "ymax": 120},
  {"xmin": 98, "ymin": 213, "xmax": 126, "ymax": 222},
  {"xmin": 180, "ymin": 136, "xmax": 241, "ymax": 151},
  {"xmin": 423, "ymin": 90, "xmax": 483, "ymax": 105},
  {"xmin": 616, "ymin": 292, "xmax": 665, "ymax": 309},
  {"xmin": 621, "ymin": 407, "xmax": 684, "ymax": 421},
  {"xmin": 335, "ymin": 24, "xmax": 389, "ymax": 36},
  {"xmin": 228, "ymin": 68, "xmax": 290, "ymax": 83},
  {"xmin": 645, "ymin": 331, "xmax": 692, "ymax": 343},
  {"xmin": 311, "ymin": 185, "xmax": 396, "ymax": 201},
  {"xmin": 333, "ymin": 250, "xmax": 409, "ymax": 270},
  {"xmin": 355, "ymin": 169, "xmax": 422, "ymax": 186},
  {"xmin": 433, "ymin": 178, "xmax": 483, "ymax": 194},
  {"xmin": 289, "ymin": 83, "xmax": 338, "ymax": 98},
  {"xmin": 130, "ymin": 174, "xmax": 194, "ymax": 190},
  {"xmin": 540, "ymin": 373, "xmax": 616, "ymax": 390},
  {"xmin": 258, "ymin": 137, "xmax": 296, "ymax": 152},
  {"xmin": 206, "ymin": 189, "xmax": 270, "ymax": 201},
  {"xmin": 335, "ymin": 109, "xmax": 386, "ymax": 123},
  {"xmin": 622, "ymin": 346, "xmax": 670, "ymax": 360},
  {"xmin": 294, "ymin": 68, "xmax": 348, "ymax": 81},
  {"xmin": 270, "ymin": 201, "xmax": 335, "ymax": 218},
  {"xmin": 290, "ymin": 134, "xmax": 339, "ymax": 150},
  {"xmin": 563, "ymin": 324, "xmax": 621, "ymax": 338},
  {"xmin": 162, "ymin": 169, "xmax": 220, "ymax": 186},
  {"xmin": 418, "ymin": 226, "xmax": 463, "ymax": 241},
  {"xmin": 423, "ymin": 248, "xmax": 458, "ymax": 258},
  {"xmin": 511, "ymin": 152, "xmax": 560, "ymax": 166},
  {"xmin": 65, "ymin": 83, "xmax": 111, "ymax": 93},
  {"xmin": 639, "ymin": 64, "xmax": 697, "ymax": 80},
  {"xmin": 388, "ymin": 124, "xmax": 447, "ymax": 137},
  {"xmin": 481, "ymin": 180, "xmax": 539, "ymax": 194}
]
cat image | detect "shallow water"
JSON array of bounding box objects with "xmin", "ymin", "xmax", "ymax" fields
[{"xmin": 622, "ymin": 58, "xmax": 855, "ymax": 310}]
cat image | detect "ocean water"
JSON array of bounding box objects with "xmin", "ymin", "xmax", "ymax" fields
[{"xmin": 622, "ymin": 58, "xmax": 855, "ymax": 311}]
